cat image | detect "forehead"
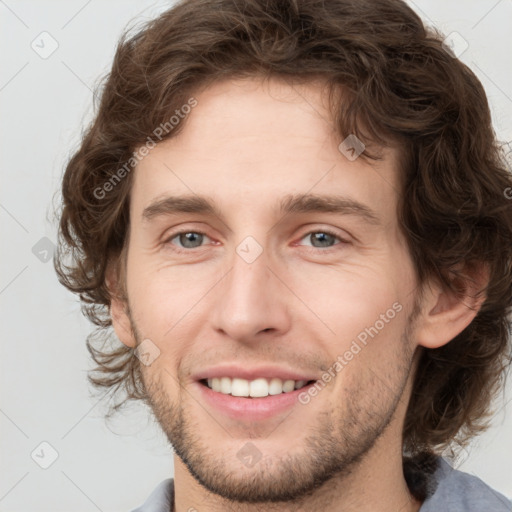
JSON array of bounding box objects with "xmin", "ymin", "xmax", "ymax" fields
[
  {"xmin": 165, "ymin": 77, "xmax": 339, "ymax": 164},
  {"xmin": 131, "ymin": 77, "xmax": 401, "ymax": 223}
]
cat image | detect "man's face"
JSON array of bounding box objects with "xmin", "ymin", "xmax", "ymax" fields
[{"xmin": 118, "ymin": 77, "xmax": 421, "ymax": 502}]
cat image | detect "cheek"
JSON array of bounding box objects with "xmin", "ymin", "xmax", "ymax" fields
[
  {"xmin": 303, "ymin": 267, "xmax": 411, "ymax": 401},
  {"xmin": 128, "ymin": 251, "xmax": 197, "ymax": 311},
  {"xmin": 126, "ymin": 233, "xmax": 415, "ymax": 361},
  {"xmin": 126, "ymin": 256, "xmax": 219, "ymax": 350},
  {"xmin": 288, "ymin": 260, "xmax": 407, "ymax": 341}
]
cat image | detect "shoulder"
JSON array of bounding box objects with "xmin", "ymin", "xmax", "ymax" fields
[
  {"xmin": 130, "ymin": 478, "xmax": 174, "ymax": 512},
  {"xmin": 420, "ymin": 457, "xmax": 512, "ymax": 512}
]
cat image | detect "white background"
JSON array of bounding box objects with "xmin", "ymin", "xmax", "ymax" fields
[{"xmin": 1, "ymin": 1, "xmax": 511, "ymax": 510}]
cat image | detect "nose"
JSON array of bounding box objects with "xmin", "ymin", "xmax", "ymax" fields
[{"xmin": 210, "ymin": 244, "xmax": 292, "ymax": 343}]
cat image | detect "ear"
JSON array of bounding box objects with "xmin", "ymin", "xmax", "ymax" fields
[
  {"xmin": 414, "ymin": 261, "xmax": 490, "ymax": 349},
  {"xmin": 106, "ymin": 261, "xmax": 136, "ymax": 349}
]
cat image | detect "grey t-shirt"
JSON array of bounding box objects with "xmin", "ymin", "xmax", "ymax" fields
[{"xmin": 131, "ymin": 457, "xmax": 512, "ymax": 511}]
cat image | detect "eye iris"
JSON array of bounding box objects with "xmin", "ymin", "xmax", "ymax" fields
[
  {"xmin": 311, "ymin": 232, "xmax": 335, "ymax": 247},
  {"xmin": 175, "ymin": 232, "xmax": 337, "ymax": 249},
  {"xmin": 180, "ymin": 232, "xmax": 203, "ymax": 248}
]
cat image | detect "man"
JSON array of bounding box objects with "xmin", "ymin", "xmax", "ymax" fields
[{"xmin": 54, "ymin": 0, "xmax": 512, "ymax": 510}]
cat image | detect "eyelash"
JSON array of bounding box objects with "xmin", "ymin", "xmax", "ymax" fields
[
  {"xmin": 163, "ymin": 228, "xmax": 350, "ymax": 253},
  {"xmin": 295, "ymin": 229, "xmax": 349, "ymax": 251}
]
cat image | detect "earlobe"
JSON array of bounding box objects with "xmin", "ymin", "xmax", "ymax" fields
[
  {"xmin": 110, "ymin": 297, "xmax": 137, "ymax": 348},
  {"xmin": 415, "ymin": 262, "xmax": 489, "ymax": 350},
  {"xmin": 106, "ymin": 264, "xmax": 137, "ymax": 349}
]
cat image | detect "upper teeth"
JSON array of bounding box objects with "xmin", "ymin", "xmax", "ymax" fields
[{"xmin": 206, "ymin": 377, "xmax": 308, "ymax": 397}]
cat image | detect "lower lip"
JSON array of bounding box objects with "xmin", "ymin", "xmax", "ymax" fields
[{"xmin": 195, "ymin": 381, "xmax": 316, "ymax": 421}]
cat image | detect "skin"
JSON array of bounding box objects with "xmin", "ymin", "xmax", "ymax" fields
[{"xmin": 109, "ymin": 77, "xmax": 486, "ymax": 512}]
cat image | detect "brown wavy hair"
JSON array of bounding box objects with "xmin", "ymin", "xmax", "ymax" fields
[{"xmin": 54, "ymin": 0, "xmax": 512, "ymax": 488}]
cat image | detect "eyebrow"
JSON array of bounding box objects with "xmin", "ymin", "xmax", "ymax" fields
[
  {"xmin": 142, "ymin": 195, "xmax": 223, "ymax": 222},
  {"xmin": 141, "ymin": 193, "xmax": 380, "ymax": 226},
  {"xmin": 279, "ymin": 193, "xmax": 380, "ymax": 225}
]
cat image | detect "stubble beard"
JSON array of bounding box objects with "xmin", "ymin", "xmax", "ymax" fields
[{"xmin": 132, "ymin": 314, "xmax": 417, "ymax": 505}]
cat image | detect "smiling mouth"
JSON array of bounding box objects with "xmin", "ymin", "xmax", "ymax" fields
[{"xmin": 199, "ymin": 377, "xmax": 316, "ymax": 398}]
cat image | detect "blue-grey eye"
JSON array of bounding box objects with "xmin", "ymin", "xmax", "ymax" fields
[
  {"xmin": 173, "ymin": 232, "xmax": 207, "ymax": 249},
  {"xmin": 301, "ymin": 231, "xmax": 340, "ymax": 248}
]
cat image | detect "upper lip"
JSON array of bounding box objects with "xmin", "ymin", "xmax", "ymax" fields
[{"xmin": 192, "ymin": 365, "xmax": 318, "ymax": 382}]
